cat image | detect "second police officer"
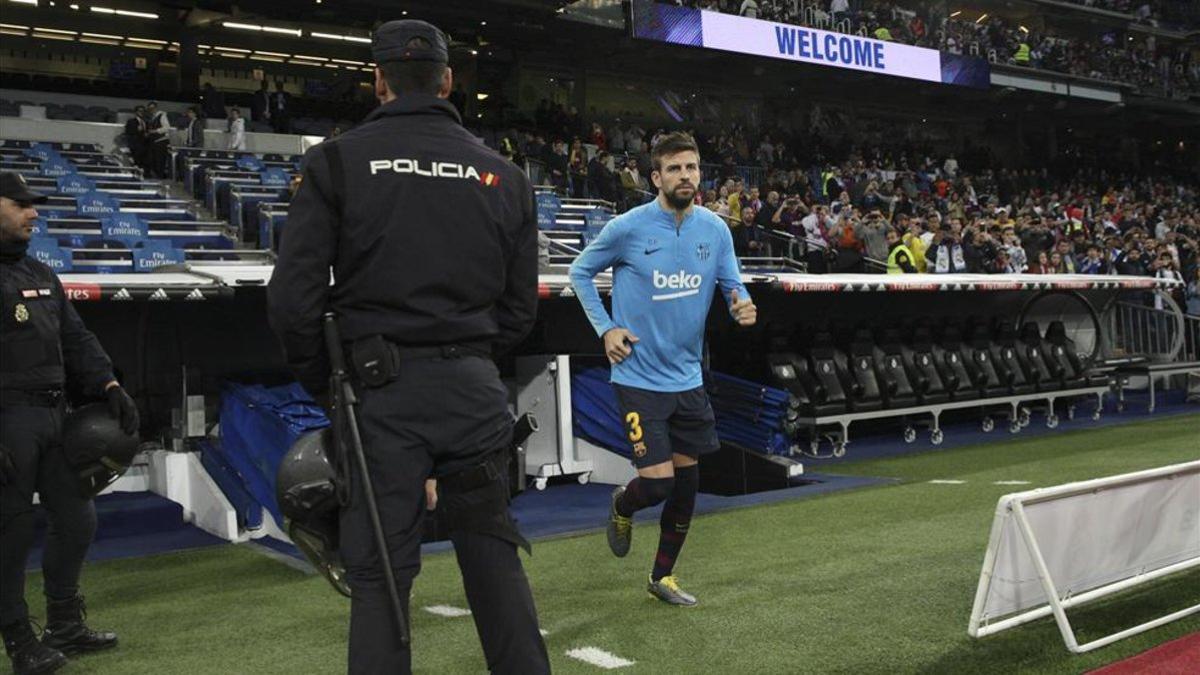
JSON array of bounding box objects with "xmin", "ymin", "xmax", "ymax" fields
[{"xmin": 1, "ymin": 171, "xmax": 138, "ymax": 675}]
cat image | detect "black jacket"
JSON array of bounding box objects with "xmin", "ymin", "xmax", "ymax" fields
[
  {"xmin": 267, "ymin": 95, "xmax": 539, "ymax": 395},
  {"xmin": 587, "ymin": 158, "xmax": 615, "ymax": 202},
  {"xmin": 1, "ymin": 243, "xmax": 114, "ymax": 396},
  {"xmin": 124, "ymin": 115, "xmax": 146, "ymax": 150},
  {"xmin": 251, "ymin": 90, "xmax": 269, "ymax": 121}
]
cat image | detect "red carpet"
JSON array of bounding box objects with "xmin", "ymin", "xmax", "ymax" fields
[{"xmin": 1087, "ymin": 631, "xmax": 1200, "ymax": 675}]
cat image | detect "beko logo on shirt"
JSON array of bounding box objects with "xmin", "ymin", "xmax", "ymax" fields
[
  {"xmin": 652, "ymin": 269, "xmax": 702, "ymax": 301},
  {"xmin": 368, "ymin": 158, "xmax": 501, "ymax": 186}
]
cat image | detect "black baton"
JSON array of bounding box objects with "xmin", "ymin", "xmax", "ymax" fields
[{"xmin": 322, "ymin": 312, "xmax": 410, "ymax": 646}]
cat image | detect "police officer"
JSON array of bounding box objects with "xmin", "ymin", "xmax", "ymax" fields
[
  {"xmin": 0, "ymin": 171, "xmax": 137, "ymax": 674},
  {"xmin": 266, "ymin": 20, "xmax": 549, "ymax": 675}
]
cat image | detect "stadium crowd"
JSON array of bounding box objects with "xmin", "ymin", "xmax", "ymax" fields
[
  {"xmin": 668, "ymin": 1, "xmax": 1199, "ymax": 97},
  {"xmin": 507, "ymin": 106, "xmax": 1197, "ymax": 314}
]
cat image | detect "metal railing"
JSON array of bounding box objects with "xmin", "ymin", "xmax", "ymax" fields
[{"xmin": 1105, "ymin": 297, "xmax": 1198, "ymax": 364}]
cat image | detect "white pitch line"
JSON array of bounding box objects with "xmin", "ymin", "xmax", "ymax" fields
[
  {"xmin": 423, "ymin": 605, "xmax": 471, "ymax": 618},
  {"xmin": 993, "ymin": 480, "xmax": 1031, "ymax": 485},
  {"xmin": 539, "ymin": 629, "xmax": 550, "ymax": 637},
  {"xmin": 928, "ymin": 479, "xmax": 967, "ymax": 485},
  {"xmin": 565, "ymin": 647, "xmax": 635, "ymax": 670}
]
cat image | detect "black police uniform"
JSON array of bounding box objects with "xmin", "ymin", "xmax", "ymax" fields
[
  {"xmin": 0, "ymin": 172, "xmax": 129, "ymax": 672},
  {"xmin": 266, "ymin": 20, "xmax": 549, "ymax": 675}
]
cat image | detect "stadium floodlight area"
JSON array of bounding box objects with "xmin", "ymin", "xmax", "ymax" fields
[{"xmin": 969, "ymin": 461, "xmax": 1200, "ymax": 653}]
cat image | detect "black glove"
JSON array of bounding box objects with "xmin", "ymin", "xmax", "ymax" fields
[
  {"xmin": 0, "ymin": 444, "xmax": 14, "ymax": 485},
  {"xmin": 105, "ymin": 385, "xmax": 141, "ymax": 436}
]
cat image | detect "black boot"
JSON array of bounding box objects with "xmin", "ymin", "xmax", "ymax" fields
[
  {"xmin": 2, "ymin": 620, "xmax": 67, "ymax": 675},
  {"xmin": 40, "ymin": 595, "xmax": 118, "ymax": 655}
]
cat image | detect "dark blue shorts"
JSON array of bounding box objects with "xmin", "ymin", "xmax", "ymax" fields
[{"xmin": 612, "ymin": 384, "xmax": 720, "ymax": 468}]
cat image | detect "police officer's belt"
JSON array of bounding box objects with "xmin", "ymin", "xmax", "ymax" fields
[
  {"xmin": 349, "ymin": 336, "xmax": 492, "ymax": 388},
  {"xmin": 0, "ymin": 388, "xmax": 65, "ymax": 407},
  {"xmin": 438, "ymin": 449, "xmax": 508, "ymax": 495}
]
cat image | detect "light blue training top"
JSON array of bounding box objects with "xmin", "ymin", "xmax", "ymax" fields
[{"xmin": 568, "ymin": 199, "xmax": 750, "ymax": 392}]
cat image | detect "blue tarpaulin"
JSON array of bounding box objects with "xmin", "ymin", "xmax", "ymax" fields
[
  {"xmin": 218, "ymin": 382, "xmax": 329, "ymax": 527},
  {"xmin": 571, "ymin": 367, "xmax": 630, "ymax": 457}
]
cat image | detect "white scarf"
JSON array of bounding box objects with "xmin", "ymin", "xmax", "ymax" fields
[{"xmin": 935, "ymin": 243, "xmax": 965, "ymax": 273}]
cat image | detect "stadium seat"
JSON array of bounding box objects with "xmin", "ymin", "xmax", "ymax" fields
[
  {"xmin": 925, "ymin": 325, "xmax": 975, "ymax": 401},
  {"xmin": 963, "ymin": 325, "xmax": 1009, "ymax": 398},
  {"xmin": 876, "ymin": 329, "xmax": 920, "ymax": 408},
  {"xmin": 841, "ymin": 329, "xmax": 886, "ymax": 412},
  {"xmin": 807, "ymin": 332, "xmax": 854, "ymax": 413},
  {"xmin": 1019, "ymin": 322, "xmax": 1063, "ymax": 391},
  {"xmin": 984, "ymin": 323, "xmax": 1036, "ymax": 395},
  {"xmin": 1032, "ymin": 322, "xmax": 1086, "ymax": 390},
  {"xmin": 901, "ymin": 326, "xmax": 951, "ymax": 405},
  {"xmin": 767, "ymin": 353, "xmax": 818, "ymax": 416},
  {"xmin": 1045, "ymin": 321, "xmax": 1108, "ymax": 387},
  {"xmin": 783, "ymin": 352, "xmax": 846, "ymax": 417}
]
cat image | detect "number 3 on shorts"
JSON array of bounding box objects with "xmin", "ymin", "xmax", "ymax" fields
[{"xmin": 625, "ymin": 412, "xmax": 643, "ymax": 443}]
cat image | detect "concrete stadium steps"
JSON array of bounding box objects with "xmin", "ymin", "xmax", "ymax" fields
[{"xmin": 27, "ymin": 491, "xmax": 224, "ymax": 569}]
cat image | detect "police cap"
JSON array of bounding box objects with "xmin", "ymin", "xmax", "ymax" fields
[
  {"xmin": 372, "ymin": 19, "xmax": 449, "ymax": 64},
  {"xmin": 0, "ymin": 171, "xmax": 48, "ymax": 204}
]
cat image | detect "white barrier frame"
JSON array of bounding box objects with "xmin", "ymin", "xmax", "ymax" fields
[{"xmin": 968, "ymin": 461, "xmax": 1200, "ymax": 653}]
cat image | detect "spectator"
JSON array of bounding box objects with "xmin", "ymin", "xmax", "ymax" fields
[
  {"xmin": 228, "ymin": 108, "xmax": 246, "ymax": 151},
  {"xmin": 830, "ymin": 0, "xmax": 849, "ymax": 23},
  {"xmin": 1049, "ymin": 250, "xmax": 1068, "ymax": 274},
  {"xmin": 625, "ymin": 123, "xmax": 645, "ymax": 155},
  {"xmin": 251, "ymin": 80, "xmax": 270, "ymax": 123},
  {"xmin": 859, "ymin": 210, "xmax": 890, "ymax": 264},
  {"xmin": 993, "ymin": 248, "xmax": 1018, "ymax": 273},
  {"xmin": 1078, "ymin": 245, "xmax": 1105, "ymax": 274},
  {"xmin": 543, "ymin": 139, "xmax": 569, "ymax": 193},
  {"xmin": 775, "ymin": 194, "xmax": 806, "ymax": 234},
  {"xmin": 568, "ymin": 138, "xmax": 588, "ymax": 199},
  {"xmin": 727, "ymin": 179, "xmax": 746, "ymax": 224},
  {"xmin": 1030, "ymin": 250, "xmax": 1052, "ymax": 274},
  {"xmin": 619, "ymin": 157, "xmax": 649, "ymax": 208},
  {"xmin": 184, "ymin": 106, "xmax": 204, "ymax": 148},
  {"xmin": 270, "ymin": 81, "xmax": 291, "ymax": 134},
  {"xmin": 200, "ymin": 82, "xmax": 226, "ymax": 120},
  {"xmin": 831, "ymin": 213, "xmax": 865, "ymax": 272},
  {"xmin": 739, "ymin": 0, "xmax": 759, "ymax": 20},
  {"xmin": 801, "ymin": 204, "xmax": 832, "ymax": 273},
  {"xmin": 608, "ymin": 120, "xmax": 626, "ymax": 154},
  {"xmin": 1055, "ymin": 240, "xmax": 1078, "ymax": 273},
  {"xmin": 903, "ymin": 218, "xmax": 929, "ymax": 272},
  {"xmin": 124, "ymin": 105, "xmax": 148, "ymax": 172},
  {"xmin": 752, "ymin": 191, "xmax": 783, "ymax": 254},
  {"xmin": 588, "ymin": 151, "xmax": 617, "ymax": 203},
  {"xmin": 942, "ymin": 154, "xmax": 959, "ymax": 179},
  {"xmin": 1002, "ymin": 228, "xmax": 1028, "ymax": 273},
  {"xmin": 589, "ymin": 122, "xmax": 607, "ymax": 151},
  {"xmin": 144, "ymin": 101, "xmax": 171, "ymax": 179},
  {"xmin": 926, "ymin": 226, "xmax": 968, "ymax": 273},
  {"xmin": 1116, "ymin": 247, "xmax": 1147, "ymax": 276},
  {"xmin": 964, "ymin": 229, "xmax": 997, "ymax": 273}
]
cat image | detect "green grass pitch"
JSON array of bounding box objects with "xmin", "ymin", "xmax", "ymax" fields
[{"xmin": 23, "ymin": 414, "xmax": 1199, "ymax": 673}]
